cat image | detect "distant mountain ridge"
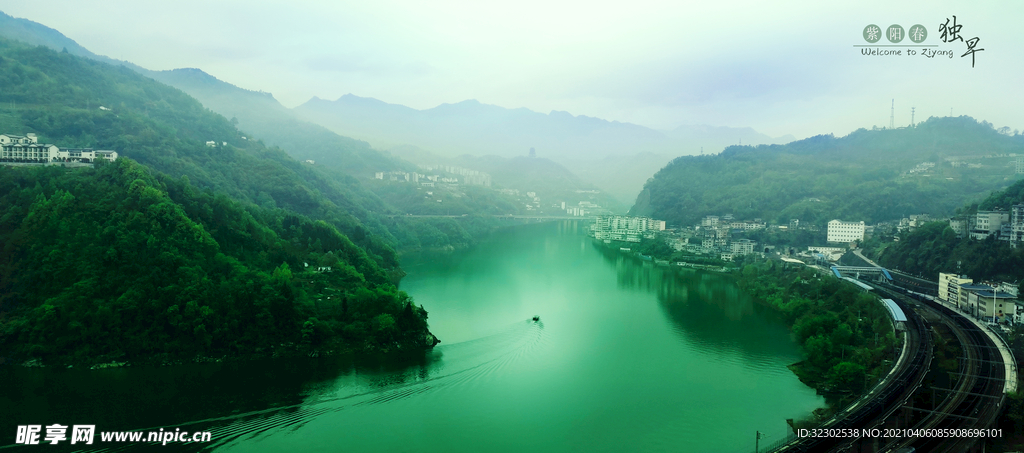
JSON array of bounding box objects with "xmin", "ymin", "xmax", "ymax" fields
[
  {"xmin": 294, "ymin": 94, "xmax": 793, "ymax": 161},
  {"xmin": 0, "ymin": 9, "xmax": 792, "ymax": 204},
  {"xmin": 144, "ymin": 68, "xmax": 411, "ymax": 177},
  {"xmin": 292, "ymin": 94, "xmax": 794, "ymax": 203},
  {"xmin": 0, "ymin": 11, "xmax": 147, "ymax": 73}
]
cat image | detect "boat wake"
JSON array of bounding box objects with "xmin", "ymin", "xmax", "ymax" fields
[{"xmin": 85, "ymin": 319, "xmax": 546, "ymax": 452}]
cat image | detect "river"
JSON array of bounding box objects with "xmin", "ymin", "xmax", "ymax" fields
[{"xmin": 0, "ymin": 221, "xmax": 821, "ymax": 452}]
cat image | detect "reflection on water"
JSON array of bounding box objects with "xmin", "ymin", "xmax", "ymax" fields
[
  {"xmin": 1, "ymin": 221, "xmax": 820, "ymax": 453},
  {"xmin": 594, "ymin": 244, "xmax": 798, "ymax": 366}
]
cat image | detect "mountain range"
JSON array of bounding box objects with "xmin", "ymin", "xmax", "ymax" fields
[
  {"xmin": 294, "ymin": 95, "xmax": 794, "ymax": 202},
  {"xmin": 0, "ymin": 10, "xmax": 793, "ymax": 204},
  {"xmin": 294, "ymin": 94, "xmax": 794, "ymax": 161}
]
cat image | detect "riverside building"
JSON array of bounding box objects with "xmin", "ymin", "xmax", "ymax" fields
[{"xmin": 592, "ymin": 215, "xmax": 666, "ymax": 242}]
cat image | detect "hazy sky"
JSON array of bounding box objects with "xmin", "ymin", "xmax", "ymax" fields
[{"xmin": 0, "ymin": 1, "xmax": 1020, "ymax": 139}]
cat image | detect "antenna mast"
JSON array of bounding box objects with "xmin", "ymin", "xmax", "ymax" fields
[{"xmin": 889, "ymin": 99, "xmax": 894, "ymax": 129}]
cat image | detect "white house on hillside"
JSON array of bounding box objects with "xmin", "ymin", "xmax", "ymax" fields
[
  {"xmin": 827, "ymin": 219, "xmax": 865, "ymax": 243},
  {"xmin": 0, "ymin": 133, "xmax": 117, "ymax": 164}
]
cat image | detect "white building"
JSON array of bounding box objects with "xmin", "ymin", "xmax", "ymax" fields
[
  {"xmin": 827, "ymin": 220, "xmax": 865, "ymax": 243},
  {"xmin": 729, "ymin": 221, "xmax": 766, "ymax": 231},
  {"xmin": 701, "ymin": 216, "xmax": 720, "ymax": 228},
  {"xmin": 938, "ymin": 272, "xmax": 973, "ymax": 304},
  {"xmin": 592, "ymin": 215, "xmax": 666, "ymax": 242},
  {"xmin": 1010, "ymin": 204, "xmax": 1024, "ymax": 245},
  {"xmin": 970, "ymin": 211, "xmax": 1009, "ymax": 240},
  {"xmin": 949, "ymin": 217, "xmax": 967, "ymax": 238},
  {"xmin": 1, "ymin": 133, "xmax": 117, "ymax": 164},
  {"xmin": 730, "ymin": 239, "xmax": 756, "ymax": 255},
  {"xmin": 0, "ymin": 134, "xmax": 58, "ymax": 162}
]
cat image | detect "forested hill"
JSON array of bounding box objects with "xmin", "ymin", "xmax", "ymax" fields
[
  {"xmin": 631, "ymin": 117, "xmax": 1024, "ymax": 227},
  {"xmin": 0, "ymin": 10, "xmax": 413, "ymax": 177},
  {"xmin": 867, "ymin": 178, "xmax": 1024, "ymax": 285},
  {"xmin": 0, "ymin": 37, "xmax": 398, "ymax": 265},
  {"xmin": 0, "ymin": 38, "xmax": 436, "ymax": 364}
]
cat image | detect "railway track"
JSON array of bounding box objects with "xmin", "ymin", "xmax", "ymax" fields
[
  {"xmin": 773, "ymin": 278, "xmax": 1009, "ymax": 453},
  {"xmin": 774, "ymin": 291, "xmax": 932, "ymax": 452},
  {"xmin": 878, "ymin": 287, "xmax": 1007, "ymax": 453}
]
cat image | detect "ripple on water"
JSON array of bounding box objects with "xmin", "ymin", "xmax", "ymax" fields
[{"xmin": 120, "ymin": 320, "xmax": 552, "ymax": 451}]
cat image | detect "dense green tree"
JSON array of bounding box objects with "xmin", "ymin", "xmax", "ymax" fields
[
  {"xmin": 734, "ymin": 258, "xmax": 896, "ymax": 406},
  {"xmin": 632, "ymin": 119, "xmax": 1024, "ymax": 228},
  {"xmin": 0, "ymin": 38, "xmax": 442, "ymax": 365}
]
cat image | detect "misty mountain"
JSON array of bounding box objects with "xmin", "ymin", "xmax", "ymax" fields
[
  {"xmin": 293, "ymin": 94, "xmax": 793, "ymax": 202},
  {"xmin": 665, "ymin": 124, "xmax": 795, "ymax": 152},
  {"xmin": 0, "ymin": 11, "xmax": 408, "ymax": 178},
  {"xmin": 559, "ymin": 152, "xmax": 676, "ymax": 205},
  {"xmin": 0, "ymin": 11, "xmax": 147, "ymax": 73},
  {"xmin": 144, "ymin": 68, "xmax": 411, "ymax": 177},
  {"xmin": 294, "ymin": 94, "xmax": 792, "ymax": 162},
  {"xmin": 0, "ymin": 9, "xmax": 791, "ymax": 206},
  {"xmin": 389, "ymin": 145, "xmax": 626, "ymax": 213}
]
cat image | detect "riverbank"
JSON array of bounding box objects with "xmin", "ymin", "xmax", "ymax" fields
[
  {"xmin": 591, "ymin": 238, "xmax": 735, "ymax": 273},
  {"xmin": 733, "ymin": 257, "xmax": 898, "ymax": 414},
  {"xmin": 8, "ymin": 331, "xmax": 442, "ymax": 370}
]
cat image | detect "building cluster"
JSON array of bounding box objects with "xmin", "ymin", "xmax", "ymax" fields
[
  {"xmin": 949, "ymin": 161, "xmax": 983, "ymax": 169},
  {"xmin": 0, "ymin": 133, "xmax": 117, "ymax": 165},
  {"xmin": 896, "ymin": 215, "xmax": 930, "ymax": 232},
  {"xmin": 807, "ymin": 246, "xmax": 846, "ymax": 262},
  {"xmin": 557, "ymin": 200, "xmax": 603, "ymax": 216},
  {"xmin": 905, "ymin": 162, "xmax": 936, "ymax": 175},
  {"xmin": 938, "ymin": 273, "xmax": 1020, "ymax": 324},
  {"xmin": 660, "ymin": 214, "xmax": 769, "ymax": 260},
  {"xmin": 948, "ymin": 206, "xmax": 1024, "ymax": 244},
  {"xmin": 591, "ymin": 215, "xmax": 666, "ymax": 243},
  {"xmin": 374, "ymin": 165, "xmax": 492, "ymax": 187},
  {"xmin": 420, "ymin": 165, "xmax": 492, "ymax": 187},
  {"xmin": 700, "ymin": 215, "xmax": 767, "ymax": 231}
]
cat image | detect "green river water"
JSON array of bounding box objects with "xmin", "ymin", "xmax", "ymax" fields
[{"xmin": 1, "ymin": 221, "xmax": 822, "ymax": 452}]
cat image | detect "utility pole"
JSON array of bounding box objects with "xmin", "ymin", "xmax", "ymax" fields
[{"xmin": 755, "ymin": 431, "xmax": 763, "ymax": 452}]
